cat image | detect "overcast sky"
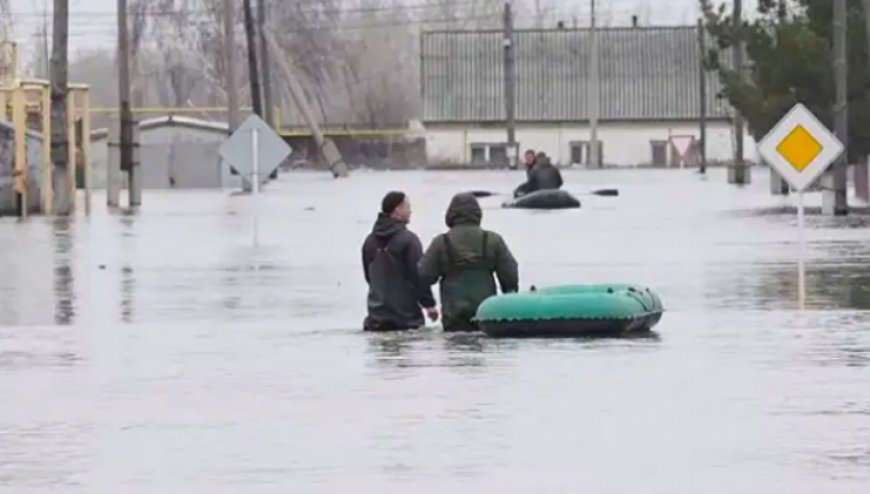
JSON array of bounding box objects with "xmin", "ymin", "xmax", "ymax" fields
[{"xmin": 7, "ymin": 0, "xmax": 759, "ymax": 59}]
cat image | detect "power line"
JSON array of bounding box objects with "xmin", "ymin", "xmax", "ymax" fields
[{"xmin": 8, "ymin": 13, "xmax": 502, "ymax": 41}]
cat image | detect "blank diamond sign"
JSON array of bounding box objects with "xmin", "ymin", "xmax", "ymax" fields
[{"xmin": 218, "ymin": 114, "xmax": 292, "ymax": 186}]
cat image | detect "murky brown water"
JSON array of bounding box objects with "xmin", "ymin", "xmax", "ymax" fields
[{"xmin": 1, "ymin": 168, "xmax": 869, "ymax": 493}]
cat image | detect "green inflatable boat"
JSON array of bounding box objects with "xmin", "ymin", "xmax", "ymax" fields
[
  {"xmin": 474, "ymin": 284, "xmax": 664, "ymax": 338},
  {"xmin": 502, "ymin": 189, "xmax": 581, "ymax": 209}
]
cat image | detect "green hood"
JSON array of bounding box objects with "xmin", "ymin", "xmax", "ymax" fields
[{"xmin": 445, "ymin": 192, "xmax": 482, "ymax": 227}]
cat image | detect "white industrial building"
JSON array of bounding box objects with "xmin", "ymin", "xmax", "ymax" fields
[{"xmin": 420, "ymin": 25, "xmax": 758, "ymax": 168}]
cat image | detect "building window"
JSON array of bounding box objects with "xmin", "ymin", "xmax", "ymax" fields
[
  {"xmin": 489, "ymin": 145, "xmax": 508, "ymax": 166},
  {"xmin": 470, "ymin": 144, "xmax": 486, "ymax": 165},
  {"xmin": 650, "ymin": 140, "xmax": 667, "ymax": 167},
  {"xmin": 569, "ymin": 140, "xmax": 603, "ymax": 165},
  {"xmin": 469, "ymin": 142, "xmax": 511, "ymax": 166},
  {"xmin": 570, "ymin": 142, "xmax": 585, "ymax": 165}
]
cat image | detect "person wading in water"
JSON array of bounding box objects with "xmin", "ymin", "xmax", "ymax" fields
[
  {"xmin": 418, "ymin": 192, "xmax": 519, "ymax": 331},
  {"xmin": 361, "ymin": 191, "xmax": 439, "ymax": 331}
]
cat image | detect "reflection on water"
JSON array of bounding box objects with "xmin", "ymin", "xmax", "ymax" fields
[
  {"xmin": 0, "ymin": 169, "xmax": 869, "ymax": 493},
  {"xmin": 52, "ymin": 218, "xmax": 75, "ymax": 326},
  {"xmin": 120, "ymin": 265, "xmax": 135, "ymax": 323}
]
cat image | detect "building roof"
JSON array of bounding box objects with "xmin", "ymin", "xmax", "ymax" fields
[
  {"xmin": 90, "ymin": 115, "xmax": 230, "ymax": 141},
  {"xmin": 421, "ymin": 26, "xmax": 733, "ymax": 123}
]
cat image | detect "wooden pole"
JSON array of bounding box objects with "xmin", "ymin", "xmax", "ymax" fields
[
  {"xmin": 697, "ymin": 17, "xmax": 707, "ymax": 174},
  {"xmin": 729, "ymin": 0, "xmax": 746, "ymax": 184},
  {"xmin": 224, "ymin": 0, "xmax": 239, "ymax": 131},
  {"xmin": 589, "ymin": 0, "xmax": 600, "ymax": 167},
  {"xmin": 118, "ymin": 0, "xmax": 137, "ymax": 207},
  {"xmin": 243, "ymin": 0, "xmax": 262, "ymax": 117},
  {"xmin": 50, "ymin": 0, "xmax": 70, "ymax": 214},
  {"xmin": 503, "ymin": 2, "xmax": 516, "ymax": 167},
  {"xmin": 262, "ymin": 29, "xmax": 348, "ymax": 177},
  {"xmin": 832, "ymin": 0, "xmax": 849, "ymax": 215},
  {"xmin": 257, "ymin": 0, "xmax": 274, "ymax": 127}
]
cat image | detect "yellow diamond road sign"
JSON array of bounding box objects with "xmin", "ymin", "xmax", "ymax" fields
[
  {"xmin": 757, "ymin": 103, "xmax": 844, "ymax": 192},
  {"xmin": 776, "ymin": 125, "xmax": 821, "ymax": 171}
]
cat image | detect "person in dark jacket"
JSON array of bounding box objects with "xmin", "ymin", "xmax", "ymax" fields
[
  {"xmin": 513, "ymin": 149, "xmax": 538, "ymax": 197},
  {"xmin": 418, "ymin": 192, "xmax": 519, "ymax": 332},
  {"xmin": 526, "ymin": 153, "xmax": 564, "ymax": 192},
  {"xmin": 362, "ymin": 191, "xmax": 439, "ymax": 331},
  {"xmin": 513, "ymin": 152, "xmax": 563, "ymax": 198},
  {"xmin": 523, "ymin": 149, "xmax": 537, "ymax": 178}
]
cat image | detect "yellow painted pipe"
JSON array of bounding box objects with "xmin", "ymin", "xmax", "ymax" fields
[
  {"xmin": 41, "ymin": 85, "xmax": 52, "ymax": 214},
  {"xmin": 90, "ymin": 106, "xmax": 253, "ymax": 113},
  {"xmin": 12, "ymin": 87, "xmax": 27, "ymax": 217},
  {"xmin": 79, "ymin": 90, "xmax": 92, "ymax": 216},
  {"xmin": 66, "ymin": 89, "xmax": 77, "ymax": 212}
]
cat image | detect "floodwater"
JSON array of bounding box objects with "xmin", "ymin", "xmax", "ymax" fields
[{"xmin": 1, "ymin": 168, "xmax": 869, "ymax": 493}]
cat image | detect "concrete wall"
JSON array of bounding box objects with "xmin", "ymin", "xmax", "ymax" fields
[
  {"xmin": 0, "ymin": 119, "xmax": 44, "ymax": 215},
  {"xmin": 424, "ymin": 120, "xmax": 758, "ymax": 167},
  {"xmin": 90, "ymin": 124, "xmax": 242, "ymax": 190}
]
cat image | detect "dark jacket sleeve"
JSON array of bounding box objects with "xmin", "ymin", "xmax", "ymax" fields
[
  {"xmin": 490, "ymin": 233, "xmax": 519, "ymax": 293},
  {"xmin": 555, "ymin": 167, "xmax": 564, "ymax": 188},
  {"xmin": 418, "ymin": 235, "xmax": 444, "ymax": 287},
  {"xmin": 527, "ymin": 168, "xmax": 539, "ymax": 192},
  {"xmin": 404, "ymin": 232, "xmax": 437, "ymax": 308},
  {"xmin": 361, "ymin": 236, "xmax": 372, "ymax": 284}
]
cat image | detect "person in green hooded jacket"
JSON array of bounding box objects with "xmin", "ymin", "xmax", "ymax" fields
[{"xmin": 418, "ymin": 192, "xmax": 519, "ymax": 332}]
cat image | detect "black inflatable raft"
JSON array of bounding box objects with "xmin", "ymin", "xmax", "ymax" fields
[{"xmin": 502, "ymin": 189, "xmax": 581, "ymax": 209}]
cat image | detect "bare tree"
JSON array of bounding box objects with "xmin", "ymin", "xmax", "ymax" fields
[
  {"xmin": 0, "ymin": 0, "xmax": 11, "ymax": 41},
  {"xmin": 65, "ymin": 0, "xmax": 507, "ymax": 128},
  {"xmin": 130, "ymin": 0, "xmax": 150, "ymax": 106}
]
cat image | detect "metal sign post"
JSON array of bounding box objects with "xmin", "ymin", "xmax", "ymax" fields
[
  {"xmin": 219, "ymin": 114, "xmax": 292, "ymax": 247},
  {"xmin": 757, "ymin": 103, "xmax": 844, "ymax": 310},
  {"xmin": 251, "ymin": 127, "xmax": 259, "ymax": 246}
]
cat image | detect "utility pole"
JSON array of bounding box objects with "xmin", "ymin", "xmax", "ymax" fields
[
  {"xmin": 697, "ymin": 17, "xmax": 707, "ymax": 174},
  {"xmin": 503, "ymin": 2, "xmax": 517, "ymax": 168},
  {"xmin": 50, "ymin": 0, "xmax": 70, "ymax": 215},
  {"xmin": 224, "ymin": 0, "xmax": 239, "ymax": 131},
  {"xmin": 117, "ymin": 0, "xmax": 138, "ymax": 207},
  {"xmin": 857, "ymin": 0, "xmax": 870, "ymax": 202},
  {"xmin": 828, "ymin": 0, "xmax": 849, "ymax": 215},
  {"xmin": 729, "ymin": 0, "xmax": 747, "ymax": 184},
  {"xmin": 262, "ymin": 30, "xmax": 349, "ymax": 178},
  {"xmin": 257, "ymin": 0, "xmax": 274, "ymax": 127},
  {"xmin": 243, "ymin": 0, "xmax": 262, "ymax": 117},
  {"xmin": 589, "ymin": 0, "xmax": 600, "ymax": 168},
  {"xmin": 40, "ymin": 0, "xmax": 49, "ymax": 78}
]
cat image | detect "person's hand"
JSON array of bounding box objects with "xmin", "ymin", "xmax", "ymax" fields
[{"xmin": 425, "ymin": 306, "xmax": 440, "ymax": 322}]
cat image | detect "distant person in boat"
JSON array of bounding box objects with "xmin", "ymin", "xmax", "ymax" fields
[
  {"xmin": 418, "ymin": 192, "xmax": 519, "ymax": 332},
  {"xmin": 362, "ymin": 191, "xmax": 439, "ymax": 331},
  {"xmin": 513, "ymin": 149, "xmax": 538, "ymax": 197},
  {"xmin": 513, "ymin": 152, "xmax": 564, "ymax": 198},
  {"xmin": 523, "ymin": 149, "xmax": 537, "ymax": 178}
]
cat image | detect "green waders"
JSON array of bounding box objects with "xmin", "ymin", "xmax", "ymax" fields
[{"xmin": 440, "ymin": 232, "xmax": 496, "ymax": 332}]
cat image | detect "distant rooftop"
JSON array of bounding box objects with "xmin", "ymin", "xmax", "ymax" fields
[
  {"xmin": 91, "ymin": 115, "xmax": 230, "ymax": 141},
  {"xmin": 421, "ymin": 25, "xmax": 733, "ymax": 123}
]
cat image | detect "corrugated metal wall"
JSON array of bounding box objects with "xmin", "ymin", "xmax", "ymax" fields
[
  {"xmin": 0, "ymin": 120, "xmax": 44, "ymax": 216},
  {"xmin": 421, "ymin": 26, "xmax": 732, "ymax": 123}
]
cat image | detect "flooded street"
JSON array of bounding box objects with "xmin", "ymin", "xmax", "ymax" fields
[{"xmin": 1, "ymin": 168, "xmax": 869, "ymax": 493}]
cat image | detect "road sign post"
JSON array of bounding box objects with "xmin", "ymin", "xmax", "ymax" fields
[
  {"xmin": 757, "ymin": 103, "xmax": 845, "ymax": 310},
  {"xmin": 251, "ymin": 126, "xmax": 259, "ymax": 246},
  {"xmin": 219, "ymin": 114, "xmax": 292, "ymax": 191},
  {"xmin": 219, "ymin": 114, "xmax": 291, "ymax": 247}
]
